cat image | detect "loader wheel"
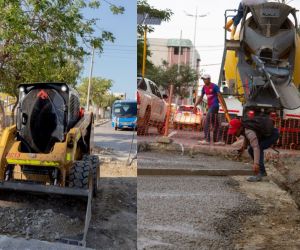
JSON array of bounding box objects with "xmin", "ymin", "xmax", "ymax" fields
[
  {"xmin": 83, "ymin": 155, "xmax": 100, "ymax": 196},
  {"xmin": 69, "ymin": 160, "xmax": 91, "ymax": 190}
]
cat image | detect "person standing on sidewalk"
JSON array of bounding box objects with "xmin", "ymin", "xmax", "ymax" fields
[
  {"xmin": 227, "ymin": 116, "xmax": 279, "ymax": 182},
  {"xmin": 193, "ymin": 74, "xmax": 227, "ymax": 145}
]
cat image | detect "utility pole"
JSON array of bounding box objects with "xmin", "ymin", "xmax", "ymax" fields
[{"xmin": 86, "ymin": 46, "xmax": 95, "ymax": 111}]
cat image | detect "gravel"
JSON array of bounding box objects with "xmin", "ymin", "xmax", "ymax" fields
[{"xmin": 0, "ymin": 178, "xmax": 137, "ymax": 250}]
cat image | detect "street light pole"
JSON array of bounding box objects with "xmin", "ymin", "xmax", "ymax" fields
[
  {"xmin": 86, "ymin": 46, "xmax": 95, "ymax": 111},
  {"xmin": 177, "ymin": 30, "xmax": 182, "ymax": 74},
  {"xmin": 184, "ymin": 9, "xmax": 208, "ymax": 104},
  {"xmin": 184, "ymin": 9, "xmax": 208, "ymax": 70},
  {"xmin": 192, "ymin": 8, "xmax": 198, "ymax": 70}
]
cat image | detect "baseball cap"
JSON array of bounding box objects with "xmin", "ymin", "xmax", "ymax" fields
[
  {"xmin": 201, "ymin": 74, "xmax": 211, "ymax": 79},
  {"xmin": 228, "ymin": 118, "xmax": 242, "ymax": 135}
]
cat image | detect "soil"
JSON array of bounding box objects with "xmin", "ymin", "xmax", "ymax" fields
[
  {"xmin": 87, "ymin": 178, "xmax": 136, "ymax": 250},
  {"xmin": 232, "ymin": 176, "xmax": 300, "ymax": 249},
  {"xmin": 100, "ymin": 160, "xmax": 137, "ymax": 177}
]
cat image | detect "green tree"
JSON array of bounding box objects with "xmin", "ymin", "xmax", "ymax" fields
[
  {"xmin": 77, "ymin": 77, "xmax": 114, "ymax": 119},
  {"xmin": 146, "ymin": 63, "xmax": 198, "ymax": 99},
  {"xmin": 0, "ymin": 0, "xmax": 124, "ymax": 125},
  {"xmin": 137, "ymin": 0, "xmax": 173, "ymax": 74}
]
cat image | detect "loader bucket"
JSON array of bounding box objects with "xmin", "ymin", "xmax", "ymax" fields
[{"xmin": 0, "ymin": 174, "xmax": 93, "ymax": 247}]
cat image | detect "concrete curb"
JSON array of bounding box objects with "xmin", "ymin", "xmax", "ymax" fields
[
  {"xmin": 138, "ymin": 168, "xmax": 253, "ymax": 176},
  {"xmin": 0, "ymin": 235, "xmax": 93, "ymax": 250},
  {"xmin": 138, "ymin": 141, "xmax": 300, "ymax": 163},
  {"xmin": 94, "ymin": 119, "xmax": 110, "ymax": 127},
  {"xmin": 138, "ymin": 141, "xmax": 186, "ymax": 154}
]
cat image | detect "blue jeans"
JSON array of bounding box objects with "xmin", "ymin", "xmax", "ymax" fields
[
  {"xmin": 248, "ymin": 128, "xmax": 279, "ymax": 174},
  {"xmin": 204, "ymin": 106, "xmax": 219, "ymax": 142},
  {"xmin": 233, "ymin": 2, "xmax": 244, "ymax": 26}
]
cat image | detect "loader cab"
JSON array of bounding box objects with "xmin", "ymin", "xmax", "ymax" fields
[{"xmin": 17, "ymin": 83, "xmax": 80, "ymax": 153}]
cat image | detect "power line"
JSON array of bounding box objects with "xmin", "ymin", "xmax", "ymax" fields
[
  {"xmin": 103, "ymin": 48, "xmax": 136, "ymax": 51},
  {"xmin": 201, "ymin": 63, "xmax": 221, "ymax": 66},
  {"xmin": 146, "ymin": 41, "xmax": 224, "ymax": 48},
  {"xmin": 148, "ymin": 48, "xmax": 223, "ymax": 52},
  {"xmin": 99, "ymin": 54, "xmax": 136, "ymax": 60},
  {"xmin": 104, "ymin": 44, "xmax": 136, "ymax": 47},
  {"xmin": 102, "ymin": 42, "xmax": 223, "ymax": 49}
]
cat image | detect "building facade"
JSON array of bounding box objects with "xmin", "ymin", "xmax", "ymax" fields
[
  {"xmin": 148, "ymin": 38, "xmax": 200, "ymax": 71},
  {"xmin": 148, "ymin": 38, "xmax": 201, "ymax": 105}
]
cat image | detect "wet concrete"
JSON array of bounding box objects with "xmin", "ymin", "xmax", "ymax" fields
[
  {"xmin": 138, "ymin": 176, "xmax": 259, "ymax": 249},
  {"xmin": 138, "ymin": 151, "xmax": 252, "ymax": 171}
]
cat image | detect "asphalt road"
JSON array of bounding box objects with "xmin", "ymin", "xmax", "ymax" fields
[{"xmin": 94, "ymin": 121, "xmax": 137, "ymax": 160}]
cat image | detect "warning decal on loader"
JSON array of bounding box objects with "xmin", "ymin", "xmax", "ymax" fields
[{"xmin": 6, "ymin": 159, "xmax": 59, "ymax": 166}]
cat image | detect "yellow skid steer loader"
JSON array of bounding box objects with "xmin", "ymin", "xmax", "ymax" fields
[{"xmin": 0, "ymin": 82, "xmax": 99, "ymax": 247}]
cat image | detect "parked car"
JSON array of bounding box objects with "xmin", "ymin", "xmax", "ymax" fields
[
  {"xmin": 137, "ymin": 76, "xmax": 167, "ymax": 135},
  {"xmin": 112, "ymin": 100, "xmax": 137, "ymax": 130},
  {"xmin": 173, "ymin": 105, "xmax": 203, "ymax": 130}
]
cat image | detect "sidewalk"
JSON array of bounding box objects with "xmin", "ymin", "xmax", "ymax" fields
[
  {"xmin": 94, "ymin": 118, "xmax": 110, "ymax": 127},
  {"xmin": 138, "ymin": 151, "xmax": 253, "ymax": 176},
  {"xmin": 138, "ymin": 130, "xmax": 300, "ymax": 162}
]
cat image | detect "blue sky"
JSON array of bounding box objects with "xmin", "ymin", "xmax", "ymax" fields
[{"xmin": 81, "ymin": 1, "xmax": 136, "ymax": 99}]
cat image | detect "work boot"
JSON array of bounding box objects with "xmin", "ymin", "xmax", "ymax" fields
[
  {"xmin": 230, "ymin": 25, "xmax": 237, "ymax": 40},
  {"xmin": 225, "ymin": 19, "xmax": 234, "ymax": 32},
  {"xmin": 198, "ymin": 140, "xmax": 210, "ymax": 145},
  {"xmin": 213, "ymin": 141, "xmax": 225, "ymax": 146},
  {"xmin": 247, "ymin": 175, "xmax": 262, "ymax": 182},
  {"xmin": 247, "ymin": 173, "xmax": 265, "ymax": 182}
]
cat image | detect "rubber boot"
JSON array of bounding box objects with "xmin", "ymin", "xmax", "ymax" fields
[
  {"xmin": 230, "ymin": 25, "xmax": 237, "ymax": 40},
  {"xmin": 225, "ymin": 19, "xmax": 234, "ymax": 32}
]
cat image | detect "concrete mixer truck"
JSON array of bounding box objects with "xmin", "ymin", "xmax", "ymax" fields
[{"xmin": 219, "ymin": 1, "xmax": 300, "ymax": 148}]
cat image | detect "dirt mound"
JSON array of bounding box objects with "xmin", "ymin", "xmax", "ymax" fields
[{"xmin": 270, "ymin": 156, "xmax": 300, "ymax": 208}]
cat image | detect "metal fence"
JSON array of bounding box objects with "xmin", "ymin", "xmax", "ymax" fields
[{"xmin": 137, "ymin": 86, "xmax": 300, "ymax": 150}]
